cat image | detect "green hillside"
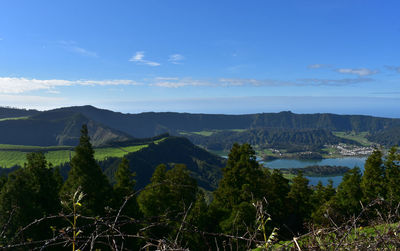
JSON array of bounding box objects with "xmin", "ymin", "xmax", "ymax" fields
[{"xmin": 0, "ymin": 143, "xmax": 150, "ymax": 168}]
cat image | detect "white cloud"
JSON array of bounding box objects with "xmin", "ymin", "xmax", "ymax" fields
[
  {"xmin": 129, "ymin": 51, "xmax": 160, "ymax": 66},
  {"xmin": 0, "ymin": 94, "xmax": 67, "ymax": 110},
  {"xmin": 58, "ymin": 41, "xmax": 98, "ymax": 57},
  {"xmin": 336, "ymin": 68, "xmax": 378, "ymax": 76},
  {"xmin": 168, "ymin": 54, "xmax": 184, "ymax": 64},
  {"xmin": 0, "ymin": 77, "xmax": 141, "ymax": 94}
]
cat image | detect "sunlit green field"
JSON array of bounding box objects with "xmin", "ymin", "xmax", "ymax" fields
[
  {"xmin": 180, "ymin": 128, "xmax": 247, "ymax": 137},
  {"xmin": 333, "ymin": 131, "xmax": 373, "ymax": 146},
  {"xmin": 0, "ymin": 116, "xmax": 29, "ymax": 122},
  {"xmin": 0, "ymin": 144, "xmax": 151, "ymax": 168}
]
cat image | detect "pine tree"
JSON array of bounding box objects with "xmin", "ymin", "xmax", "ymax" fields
[
  {"xmin": 361, "ymin": 149, "xmax": 384, "ymax": 202},
  {"xmin": 60, "ymin": 124, "xmax": 112, "ymax": 216}
]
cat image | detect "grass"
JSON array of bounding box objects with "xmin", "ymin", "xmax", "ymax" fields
[
  {"xmin": 270, "ymin": 222, "xmax": 399, "ymax": 250},
  {"xmin": 333, "ymin": 131, "xmax": 373, "ymax": 146},
  {"xmin": 0, "ymin": 116, "xmax": 29, "ymax": 122},
  {"xmin": 0, "ymin": 144, "xmax": 72, "ymax": 151},
  {"xmin": 180, "ymin": 128, "xmax": 247, "ymax": 137},
  {"xmin": 0, "ymin": 142, "xmax": 160, "ymax": 168}
]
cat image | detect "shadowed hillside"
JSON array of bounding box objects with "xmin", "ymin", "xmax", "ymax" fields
[
  {"xmin": 99, "ymin": 136, "xmax": 226, "ymax": 190},
  {"xmin": 0, "ymin": 112, "xmax": 132, "ymax": 146}
]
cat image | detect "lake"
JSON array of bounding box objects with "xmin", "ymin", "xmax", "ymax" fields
[{"xmin": 262, "ymin": 157, "xmax": 367, "ymax": 187}]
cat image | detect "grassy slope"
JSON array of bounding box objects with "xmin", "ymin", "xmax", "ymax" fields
[
  {"xmin": 0, "ymin": 116, "xmax": 29, "ymax": 122},
  {"xmin": 179, "ymin": 128, "xmax": 247, "ymax": 137},
  {"xmin": 0, "ymin": 143, "xmax": 151, "ymax": 168},
  {"xmin": 268, "ymin": 222, "xmax": 399, "ymax": 250},
  {"xmin": 333, "ymin": 131, "xmax": 374, "ymax": 146}
]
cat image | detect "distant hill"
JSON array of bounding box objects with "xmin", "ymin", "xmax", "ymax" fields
[
  {"xmin": 0, "ymin": 111, "xmax": 132, "ymax": 146},
  {"xmin": 1, "ymin": 105, "xmax": 400, "ymax": 147},
  {"xmin": 0, "ymin": 107, "xmax": 40, "ymax": 119},
  {"xmin": 41, "ymin": 106, "xmax": 400, "ymax": 137}
]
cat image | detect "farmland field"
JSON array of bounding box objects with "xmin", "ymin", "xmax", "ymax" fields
[{"xmin": 0, "ymin": 143, "xmax": 154, "ymax": 168}]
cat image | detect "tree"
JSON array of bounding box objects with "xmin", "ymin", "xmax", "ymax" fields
[
  {"xmin": 211, "ymin": 143, "xmax": 269, "ymax": 236},
  {"xmin": 361, "ymin": 149, "xmax": 384, "ymax": 202},
  {"xmin": 311, "ymin": 180, "xmax": 336, "ymax": 225},
  {"xmin": 264, "ymin": 169, "xmax": 290, "ymax": 229},
  {"xmin": 0, "ymin": 152, "xmax": 61, "ymax": 243},
  {"xmin": 60, "ymin": 124, "xmax": 112, "ymax": 216},
  {"xmin": 113, "ymin": 157, "xmax": 140, "ymax": 217},
  {"xmin": 137, "ymin": 164, "xmax": 198, "ymax": 240},
  {"xmin": 287, "ymin": 172, "xmax": 312, "ymax": 233},
  {"xmin": 332, "ymin": 167, "xmax": 363, "ymax": 218},
  {"xmin": 213, "ymin": 143, "xmax": 267, "ymax": 210},
  {"xmin": 384, "ymin": 146, "xmax": 400, "ymax": 204}
]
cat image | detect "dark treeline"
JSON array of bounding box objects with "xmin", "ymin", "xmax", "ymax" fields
[
  {"xmin": 0, "ymin": 125, "xmax": 400, "ymax": 250},
  {"xmin": 278, "ymin": 165, "xmax": 350, "ymax": 177}
]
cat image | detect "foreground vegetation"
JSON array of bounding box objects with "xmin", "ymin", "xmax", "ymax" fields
[{"xmin": 1, "ymin": 124, "xmax": 400, "ymax": 250}]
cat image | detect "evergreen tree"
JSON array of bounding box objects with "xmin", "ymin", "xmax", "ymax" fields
[
  {"xmin": 264, "ymin": 169, "xmax": 290, "ymax": 228},
  {"xmin": 384, "ymin": 146, "xmax": 400, "ymax": 203},
  {"xmin": 211, "ymin": 143, "xmax": 269, "ymax": 236},
  {"xmin": 333, "ymin": 167, "xmax": 363, "ymax": 218},
  {"xmin": 0, "ymin": 152, "xmax": 61, "ymax": 243},
  {"xmin": 213, "ymin": 143, "xmax": 267, "ymax": 210},
  {"xmin": 361, "ymin": 149, "xmax": 384, "ymax": 202},
  {"xmin": 287, "ymin": 171, "xmax": 312, "ymax": 233},
  {"xmin": 311, "ymin": 180, "xmax": 336, "ymax": 225},
  {"xmin": 60, "ymin": 124, "xmax": 112, "ymax": 216},
  {"xmin": 137, "ymin": 164, "xmax": 198, "ymax": 240},
  {"xmin": 113, "ymin": 157, "xmax": 140, "ymax": 217}
]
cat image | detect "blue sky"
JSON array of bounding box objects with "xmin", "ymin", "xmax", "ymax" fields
[{"xmin": 0, "ymin": 0, "xmax": 399, "ymax": 117}]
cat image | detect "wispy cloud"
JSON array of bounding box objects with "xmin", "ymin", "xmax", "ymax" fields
[
  {"xmin": 0, "ymin": 77, "xmax": 141, "ymax": 94},
  {"xmin": 219, "ymin": 78, "xmax": 291, "ymax": 87},
  {"xmin": 154, "ymin": 77, "xmax": 179, "ymax": 81},
  {"xmin": 129, "ymin": 51, "xmax": 160, "ymax": 66},
  {"xmin": 151, "ymin": 78, "xmax": 211, "ymax": 88},
  {"xmin": 299, "ymin": 78, "xmax": 374, "ymax": 86},
  {"xmin": 150, "ymin": 76, "xmax": 374, "ymax": 88},
  {"xmin": 58, "ymin": 41, "xmax": 98, "ymax": 57},
  {"xmin": 307, "ymin": 64, "xmax": 331, "ymax": 69},
  {"xmin": 168, "ymin": 54, "xmax": 184, "ymax": 64},
  {"xmin": 336, "ymin": 68, "xmax": 378, "ymax": 76},
  {"xmin": 385, "ymin": 65, "xmax": 400, "ymax": 73}
]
